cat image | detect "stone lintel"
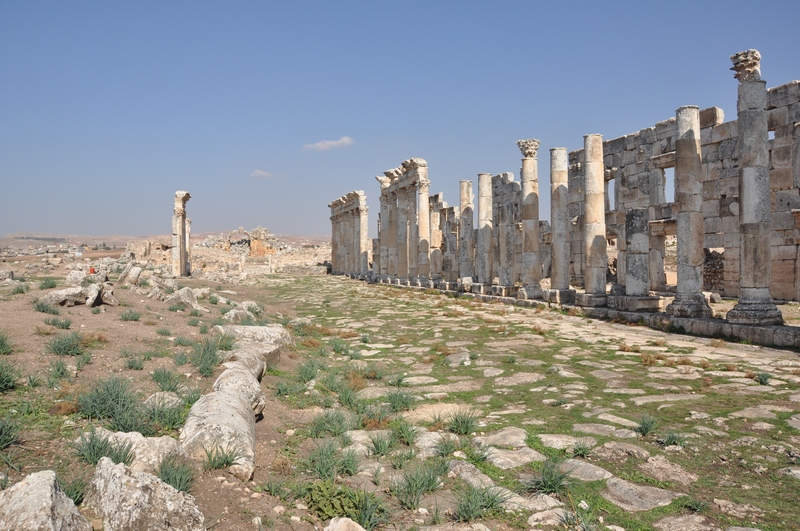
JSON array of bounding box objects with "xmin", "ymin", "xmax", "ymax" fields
[
  {"xmin": 650, "ymin": 152, "xmax": 676, "ymax": 169},
  {"xmin": 649, "ymin": 219, "xmax": 676, "ymax": 237}
]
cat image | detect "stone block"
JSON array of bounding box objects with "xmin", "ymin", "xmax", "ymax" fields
[
  {"xmin": 700, "ymin": 107, "xmax": 724, "ymax": 128},
  {"xmin": 710, "ymin": 121, "xmax": 737, "ymax": 143},
  {"xmin": 703, "ymin": 217, "xmax": 721, "ymax": 234},
  {"xmin": 771, "ymin": 211, "xmax": 795, "ymax": 231},
  {"xmin": 772, "ymin": 281, "xmax": 794, "ymax": 302},
  {"xmin": 575, "ymin": 293, "xmax": 607, "ymax": 307},
  {"xmin": 705, "ymin": 233, "xmax": 723, "ymax": 248},
  {"xmin": 768, "ymin": 106, "xmax": 789, "ymax": 129},
  {"xmin": 767, "ymin": 80, "xmax": 800, "ymax": 108},
  {"xmin": 702, "ymin": 199, "xmax": 720, "ymax": 218},
  {"xmin": 720, "ymin": 216, "xmax": 739, "ymax": 235},
  {"xmin": 618, "ymin": 296, "xmax": 663, "ymax": 312},
  {"xmin": 772, "ymin": 259, "xmax": 795, "ymax": 280},
  {"xmin": 775, "ymin": 189, "xmax": 800, "ymax": 211},
  {"xmin": 770, "ymin": 167, "xmax": 793, "ymax": 192}
]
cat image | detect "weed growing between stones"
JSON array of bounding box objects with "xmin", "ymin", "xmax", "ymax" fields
[
  {"xmin": 635, "ymin": 414, "xmax": 658, "ymax": 436},
  {"xmin": 389, "ymin": 418, "xmax": 417, "ymax": 446},
  {"xmin": 34, "ymin": 300, "xmax": 60, "ymax": 315},
  {"xmin": 152, "ymin": 368, "xmax": 182, "ymax": 393},
  {"xmin": 157, "ymin": 452, "xmax": 195, "ymax": 492},
  {"xmin": 297, "ymin": 359, "xmax": 325, "ymax": 383},
  {"xmin": 386, "ymin": 390, "xmax": 414, "ymax": 412},
  {"xmin": 305, "ymin": 440, "xmax": 355, "ymax": 480},
  {"xmin": 167, "ymin": 304, "xmax": 183, "ymax": 312},
  {"xmin": 572, "ymin": 439, "xmax": 593, "ymax": 458},
  {"xmin": 308, "ymin": 410, "xmax": 350, "ymax": 438},
  {"xmin": 390, "ymin": 449, "xmax": 417, "ymax": 470},
  {"xmin": 181, "ymin": 387, "xmax": 202, "ymax": 407},
  {"xmin": 453, "ymin": 483, "xmax": 511, "ymax": 522},
  {"xmin": 434, "ymin": 434, "xmax": 458, "ymax": 457},
  {"xmin": 660, "ymin": 431, "xmax": 687, "ymax": 448},
  {"xmin": 523, "ymin": 457, "xmax": 572, "ymax": 495},
  {"xmin": 368, "ymin": 432, "xmax": 395, "ymax": 457},
  {"xmin": 203, "ymin": 445, "xmax": 241, "ymax": 470},
  {"xmin": 58, "ymin": 475, "xmax": 87, "ymax": 505},
  {"xmin": 10, "ymin": 284, "xmax": 28, "ymax": 295},
  {"xmin": 145, "ymin": 400, "xmax": 186, "ymax": 431},
  {"xmin": 191, "ymin": 338, "xmax": 220, "ymax": 377},
  {"xmin": 126, "ymin": 357, "xmax": 144, "ymax": 370},
  {"xmin": 74, "ymin": 426, "xmax": 134, "ymax": 465},
  {"xmin": 448, "ymin": 409, "xmax": 478, "ymax": 435},
  {"xmin": 38, "ymin": 278, "xmax": 57, "ymax": 289},
  {"xmin": 47, "ymin": 332, "xmax": 85, "ymax": 356},
  {"xmin": 0, "ymin": 417, "xmax": 19, "ymax": 450},
  {"xmin": 392, "ymin": 464, "xmax": 442, "ymax": 509},
  {"xmin": 173, "ymin": 352, "xmax": 188, "ymax": 366},
  {"xmin": 187, "ymin": 318, "xmax": 200, "ymax": 327},
  {"xmin": 754, "ymin": 372, "xmax": 772, "ymax": 385}
]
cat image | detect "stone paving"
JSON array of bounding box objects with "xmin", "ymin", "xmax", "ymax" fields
[{"xmin": 261, "ymin": 275, "xmax": 800, "ymax": 530}]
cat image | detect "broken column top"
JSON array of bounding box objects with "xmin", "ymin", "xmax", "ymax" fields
[
  {"xmin": 173, "ymin": 191, "xmax": 190, "ymax": 215},
  {"xmin": 516, "ymin": 139, "xmax": 540, "ymax": 158},
  {"xmin": 174, "ymin": 191, "xmax": 191, "ymax": 201},
  {"xmin": 731, "ymin": 49, "xmax": 761, "ymax": 82}
]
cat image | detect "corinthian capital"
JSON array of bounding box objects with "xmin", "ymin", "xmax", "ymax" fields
[
  {"xmin": 730, "ymin": 49, "xmax": 761, "ymax": 82},
  {"xmin": 516, "ymin": 139, "xmax": 541, "ymax": 158}
]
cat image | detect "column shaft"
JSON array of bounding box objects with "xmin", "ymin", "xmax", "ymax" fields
[
  {"xmin": 581, "ymin": 135, "xmax": 607, "ymax": 302},
  {"xmin": 459, "ymin": 181, "xmax": 474, "ymax": 281},
  {"xmin": 550, "ymin": 148, "xmax": 570, "ymax": 291},
  {"xmin": 520, "ymin": 154, "xmax": 542, "ymax": 298},
  {"xmin": 476, "ymin": 173, "xmax": 493, "ymax": 285},
  {"xmin": 418, "ymin": 181, "xmax": 431, "ymax": 279}
]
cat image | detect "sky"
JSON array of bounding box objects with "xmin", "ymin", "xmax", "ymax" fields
[{"xmin": 1, "ymin": 1, "xmax": 798, "ymax": 239}]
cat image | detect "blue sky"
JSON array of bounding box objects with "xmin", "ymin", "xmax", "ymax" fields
[{"xmin": 1, "ymin": 1, "xmax": 798, "ymax": 238}]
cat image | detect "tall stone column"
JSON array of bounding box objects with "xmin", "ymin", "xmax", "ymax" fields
[
  {"xmin": 358, "ymin": 206, "xmax": 369, "ymax": 275},
  {"xmin": 619, "ymin": 208, "xmax": 662, "ymax": 311},
  {"xmin": 397, "ymin": 187, "xmax": 409, "ymax": 281},
  {"xmin": 476, "ymin": 173, "xmax": 493, "ymax": 288},
  {"xmin": 387, "ymin": 191, "xmax": 398, "ymax": 277},
  {"xmin": 418, "ymin": 179, "xmax": 431, "ymax": 282},
  {"xmin": 546, "ymin": 148, "xmax": 575, "ymax": 303},
  {"xmin": 379, "ymin": 193, "xmax": 389, "ymax": 277},
  {"xmin": 459, "ymin": 180, "xmax": 474, "ymax": 287},
  {"xmin": 329, "ymin": 213, "xmax": 338, "ymax": 273},
  {"xmin": 408, "ymin": 185, "xmax": 419, "ymax": 281},
  {"xmin": 517, "ymin": 139, "xmax": 543, "ymax": 299},
  {"xmin": 185, "ymin": 218, "xmax": 192, "ymax": 275},
  {"xmin": 666, "ymin": 106, "xmax": 713, "ymax": 317},
  {"xmin": 576, "ymin": 135, "xmax": 607, "ymax": 306},
  {"xmin": 429, "ymin": 195, "xmax": 443, "ymax": 280},
  {"xmin": 171, "ymin": 191, "xmax": 190, "ymax": 277},
  {"xmin": 727, "ymin": 49, "xmax": 783, "ymax": 325}
]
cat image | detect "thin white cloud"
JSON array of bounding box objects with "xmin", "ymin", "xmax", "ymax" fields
[
  {"xmin": 303, "ymin": 136, "xmax": 354, "ymax": 151},
  {"xmin": 250, "ymin": 169, "xmax": 274, "ymax": 178}
]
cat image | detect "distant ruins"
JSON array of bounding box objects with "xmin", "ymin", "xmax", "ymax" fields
[{"xmin": 329, "ymin": 50, "xmax": 800, "ymax": 332}]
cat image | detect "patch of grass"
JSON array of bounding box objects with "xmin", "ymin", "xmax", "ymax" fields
[
  {"xmin": 44, "ymin": 317, "xmax": 72, "ymax": 329},
  {"xmin": 208, "ymin": 295, "xmax": 219, "ymax": 305},
  {"xmin": 0, "ymin": 417, "xmax": 19, "ymax": 450},
  {"xmin": 156, "ymin": 327, "xmax": 171, "ymax": 336},
  {"xmin": 174, "ymin": 352, "xmax": 188, "ymax": 366},
  {"xmin": 145, "ymin": 400, "xmax": 186, "ymax": 431},
  {"xmin": 386, "ymin": 390, "xmax": 414, "ymax": 412},
  {"xmin": 390, "ymin": 448, "xmax": 417, "ymax": 469},
  {"xmin": 174, "ymin": 336, "xmax": 193, "ymax": 346},
  {"xmin": 77, "ymin": 377, "xmax": 139, "ymax": 420},
  {"xmin": 434, "ymin": 434, "xmax": 458, "ymax": 457},
  {"xmin": 275, "ymin": 381, "xmax": 305, "ymax": 397},
  {"xmin": 0, "ymin": 331, "xmax": 12, "ymax": 355},
  {"xmin": 448, "ymin": 409, "xmax": 478, "ymax": 435},
  {"xmin": 352, "ymin": 488, "xmax": 389, "ymax": 531},
  {"xmin": 215, "ymin": 333, "xmax": 236, "ymax": 351},
  {"xmin": 453, "ymin": 484, "xmax": 510, "ymax": 522},
  {"xmin": 330, "ymin": 337, "xmax": 349, "ymax": 354},
  {"xmin": 389, "ymin": 418, "xmax": 417, "ymax": 446},
  {"xmin": 91, "ymin": 307, "xmax": 101, "ymax": 315},
  {"xmin": 34, "ymin": 300, "xmax": 60, "ymax": 315},
  {"xmin": 660, "ymin": 431, "xmax": 687, "ymax": 448},
  {"xmin": 74, "ymin": 426, "xmax": 134, "ymax": 465},
  {"xmin": 360, "ymin": 405, "xmax": 390, "ymax": 430},
  {"xmin": 635, "ymin": 414, "xmax": 658, "ymax": 436},
  {"xmin": 571, "ymin": 439, "xmax": 592, "ymax": 458},
  {"xmin": 167, "ymin": 304, "xmax": 184, "ymax": 312},
  {"xmin": 203, "ymin": 445, "xmax": 240, "ymax": 470},
  {"xmin": 368, "ymin": 432, "xmax": 395, "ymax": 457},
  {"xmin": 187, "ymin": 318, "xmax": 200, "ymax": 327},
  {"xmin": 76, "ymin": 352, "xmax": 92, "ymax": 370},
  {"xmin": 120, "ymin": 310, "xmax": 140, "ymax": 322},
  {"xmin": 126, "ymin": 357, "xmax": 144, "ymax": 370},
  {"xmin": 523, "ymin": 457, "xmax": 571, "ymax": 495},
  {"xmin": 393, "ymin": 464, "xmax": 442, "ymax": 509},
  {"xmin": 39, "ymin": 278, "xmax": 57, "ymax": 289},
  {"xmin": 152, "ymin": 368, "xmax": 182, "ymax": 393},
  {"xmin": 181, "ymin": 387, "xmax": 203, "ymax": 407},
  {"xmin": 157, "ymin": 452, "xmax": 195, "ymax": 492},
  {"xmin": 58, "ymin": 475, "xmax": 87, "ymax": 505},
  {"xmin": 0, "ymin": 359, "xmax": 20, "ymax": 392},
  {"xmin": 308, "ymin": 409, "xmax": 350, "ymax": 438},
  {"xmin": 754, "ymin": 372, "xmax": 772, "ymax": 385},
  {"xmin": 10, "ymin": 284, "xmax": 28, "ymax": 295},
  {"xmin": 305, "ymin": 440, "xmax": 341, "ymax": 480},
  {"xmin": 297, "ymin": 359, "xmax": 325, "ymax": 383},
  {"xmin": 49, "ymin": 359, "xmax": 71, "ymax": 381},
  {"xmin": 189, "ymin": 308, "xmax": 202, "ymax": 317},
  {"xmin": 47, "ymin": 332, "xmax": 85, "ymax": 356},
  {"xmin": 191, "ymin": 338, "xmax": 219, "ymax": 377}
]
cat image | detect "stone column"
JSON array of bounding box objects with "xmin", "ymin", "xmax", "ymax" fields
[
  {"xmin": 619, "ymin": 208, "xmax": 662, "ymax": 311},
  {"xmin": 459, "ymin": 180, "xmax": 474, "ymax": 287},
  {"xmin": 329, "ymin": 213, "xmax": 338, "ymax": 273},
  {"xmin": 379, "ymin": 193, "xmax": 389, "ymax": 277},
  {"xmin": 546, "ymin": 148, "xmax": 575, "ymax": 303},
  {"xmin": 172, "ymin": 191, "xmax": 190, "ymax": 277},
  {"xmin": 727, "ymin": 49, "xmax": 783, "ymax": 324},
  {"xmin": 185, "ymin": 218, "xmax": 192, "ymax": 275},
  {"xmin": 576, "ymin": 135, "xmax": 607, "ymax": 306},
  {"xmin": 397, "ymin": 187, "xmax": 409, "ymax": 281},
  {"xmin": 475, "ymin": 173, "xmax": 493, "ymax": 288},
  {"xmin": 517, "ymin": 139, "xmax": 543, "ymax": 299},
  {"xmin": 358, "ymin": 206, "xmax": 370, "ymax": 276},
  {"xmin": 429, "ymin": 195, "xmax": 443, "ymax": 280},
  {"xmin": 418, "ymin": 179, "xmax": 431, "ymax": 283},
  {"xmin": 408, "ymin": 185, "xmax": 419, "ymax": 281},
  {"xmin": 666, "ymin": 105, "xmax": 713, "ymax": 317},
  {"xmin": 387, "ymin": 191, "xmax": 398, "ymax": 278}
]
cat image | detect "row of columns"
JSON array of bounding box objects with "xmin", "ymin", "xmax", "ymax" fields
[{"xmin": 328, "ymin": 191, "xmax": 370, "ymax": 276}]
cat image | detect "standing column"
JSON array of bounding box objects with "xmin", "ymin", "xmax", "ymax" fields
[
  {"xmin": 727, "ymin": 49, "xmax": 783, "ymax": 324},
  {"xmin": 620, "ymin": 208, "xmax": 662, "ymax": 311},
  {"xmin": 476, "ymin": 173, "xmax": 494, "ymax": 288},
  {"xmin": 576, "ymin": 135, "xmax": 607, "ymax": 306},
  {"xmin": 379, "ymin": 193, "xmax": 389, "ymax": 278},
  {"xmin": 459, "ymin": 181, "xmax": 474, "ymax": 288},
  {"xmin": 517, "ymin": 139, "xmax": 543, "ymax": 299},
  {"xmin": 418, "ymin": 179, "xmax": 431, "ymax": 283},
  {"xmin": 408, "ymin": 185, "xmax": 419, "ymax": 281},
  {"xmin": 330, "ymin": 213, "xmax": 338, "ymax": 273},
  {"xmin": 397, "ymin": 187, "xmax": 409, "ymax": 281},
  {"xmin": 172, "ymin": 191, "xmax": 190, "ymax": 277},
  {"xmin": 666, "ymin": 106, "xmax": 713, "ymax": 317},
  {"xmin": 359, "ymin": 205, "xmax": 370, "ymax": 276},
  {"xmin": 546, "ymin": 148, "xmax": 575, "ymax": 303},
  {"xmin": 429, "ymin": 195, "xmax": 443, "ymax": 280},
  {"xmin": 387, "ymin": 191, "xmax": 398, "ymax": 278},
  {"xmin": 185, "ymin": 218, "xmax": 192, "ymax": 275}
]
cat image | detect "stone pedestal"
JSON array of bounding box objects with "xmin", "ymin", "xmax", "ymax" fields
[
  {"xmin": 726, "ymin": 50, "xmax": 783, "ymax": 325},
  {"xmin": 666, "ymin": 106, "xmax": 713, "ymax": 318},
  {"xmin": 578, "ymin": 134, "xmax": 607, "ymax": 306},
  {"xmin": 517, "ymin": 139, "xmax": 543, "ymax": 300},
  {"xmin": 545, "ymin": 289, "xmax": 575, "ymax": 304},
  {"xmin": 620, "ymin": 208, "xmax": 661, "ymax": 312}
]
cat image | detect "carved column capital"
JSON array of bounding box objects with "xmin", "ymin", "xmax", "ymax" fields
[
  {"xmin": 516, "ymin": 139, "xmax": 540, "ymax": 158},
  {"xmin": 730, "ymin": 49, "xmax": 761, "ymax": 82}
]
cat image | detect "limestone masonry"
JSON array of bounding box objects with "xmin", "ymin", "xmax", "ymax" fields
[{"xmin": 329, "ymin": 50, "xmax": 800, "ymax": 332}]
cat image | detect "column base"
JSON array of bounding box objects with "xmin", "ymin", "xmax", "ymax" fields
[
  {"xmin": 492, "ymin": 285, "xmax": 518, "ymax": 297},
  {"xmin": 575, "ymin": 292, "xmax": 607, "ymax": 307},
  {"xmin": 458, "ymin": 278, "xmax": 473, "ymax": 293},
  {"xmin": 439, "ymin": 281, "xmax": 459, "ymax": 291},
  {"xmin": 517, "ymin": 284, "xmax": 543, "ymax": 300},
  {"xmin": 617, "ymin": 295, "xmax": 664, "ymax": 312},
  {"xmin": 472, "ymin": 283, "xmax": 491, "ymax": 295},
  {"xmin": 665, "ymin": 294, "xmax": 713, "ymax": 318},
  {"xmin": 726, "ymin": 301, "xmax": 783, "ymax": 325},
  {"xmin": 545, "ymin": 289, "xmax": 575, "ymax": 304},
  {"xmin": 409, "ymin": 276, "xmax": 421, "ymax": 287}
]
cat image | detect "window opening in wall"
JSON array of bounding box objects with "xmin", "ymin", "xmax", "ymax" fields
[
  {"xmin": 606, "ymin": 179, "xmax": 616, "ymax": 211},
  {"xmin": 663, "ymin": 167, "xmax": 675, "ymax": 204},
  {"xmin": 769, "ymin": 130, "xmax": 775, "ymax": 141}
]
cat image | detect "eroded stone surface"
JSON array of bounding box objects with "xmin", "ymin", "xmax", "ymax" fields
[
  {"xmin": 601, "ymin": 477, "xmax": 682, "ymax": 511},
  {"xmin": 0, "ymin": 470, "xmax": 91, "ymax": 531}
]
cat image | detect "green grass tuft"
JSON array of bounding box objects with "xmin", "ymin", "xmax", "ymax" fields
[
  {"xmin": 120, "ymin": 310, "xmax": 140, "ymax": 322},
  {"xmin": 157, "ymin": 452, "xmax": 195, "ymax": 492},
  {"xmin": 47, "ymin": 332, "xmax": 85, "ymax": 356}
]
